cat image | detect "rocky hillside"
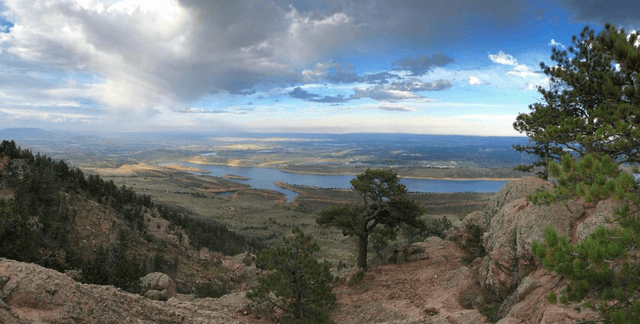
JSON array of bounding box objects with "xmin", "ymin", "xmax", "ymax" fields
[
  {"xmin": 1, "ymin": 175, "xmax": 622, "ymax": 323},
  {"xmin": 0, "ymin": 140, "xmax": 263, "ymax": 296}
]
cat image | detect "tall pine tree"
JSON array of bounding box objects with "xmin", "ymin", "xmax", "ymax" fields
[{"xmin": 514, "ymin": 25, "xmax": 640, "ymax": 173}]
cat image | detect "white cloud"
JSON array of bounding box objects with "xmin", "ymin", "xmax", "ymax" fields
[
  {"xmin": 548, "ymin": 39, "xmax": 564, "ymax": 48},
  {"xmin": 351, "ymin": 85, "xmax": 423, "ymax": 102},
  {"xmin": 507, "ymin": 64, "xmax": 539, "ymax": 78},
  {"xmin": 468, "ymin": 76, "xmax": 482, "ymax": 86},
  {"xmin": 0, "ymin": 0, "xmax": 362, "ymax": 118},
  {"xmin": 488, "ymin": 51, "xmax": 518, "ymax": 65},
  {"xmin": 524, "ymin": 82, "xmax": 536, "ymax": 91}
]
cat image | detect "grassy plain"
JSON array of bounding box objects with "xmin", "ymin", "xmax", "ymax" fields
[{"xmin": 88, "ymin": 163, "xmax": 494, "ymax": 267}]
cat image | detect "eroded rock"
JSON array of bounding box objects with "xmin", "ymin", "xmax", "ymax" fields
[
  {"xmin": 0, "ymin": 258, "xmax": 252, "ymax": 323},
  {"xmin": 479, "ymin": 196, "xmax": 584, "ymax": 299},
  {"xmin": 141, "ymin": 272, "xmax": 177, "ymax": 301},
  {"xmin": 479, "ymin": 176, "xmax": 553, "ymax": 232}
]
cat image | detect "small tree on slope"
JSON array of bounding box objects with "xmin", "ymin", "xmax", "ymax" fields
[
  {"xmin": 317, "ymin": 169, "xmax": 424, "ymax": 269},
  {"xmin": 247, "ymin": 228, "xmax": 335, "ymax": 324}
]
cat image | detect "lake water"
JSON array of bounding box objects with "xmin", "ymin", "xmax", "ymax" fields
[{"xmin": 171, "ymin": 162, "xmax": 508, "ymax": 202}]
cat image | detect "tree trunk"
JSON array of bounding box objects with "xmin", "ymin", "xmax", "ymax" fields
[
  {"xmin": 543, "ymin": 141, "xmax": 549, "ymax": 181},
  {"xmin": 357, "ymin": 235, "xmax": 369, "ymax": 269}
]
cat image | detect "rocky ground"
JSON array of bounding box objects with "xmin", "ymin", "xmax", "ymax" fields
[{"xmin": 1, "ymin": 176, "xmax": 622, "ymax": 323}]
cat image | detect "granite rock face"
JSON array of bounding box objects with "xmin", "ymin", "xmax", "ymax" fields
[
  {"xmin": 0, "ymin": 258, "xmax": 251, "ymax": 324},
  {"xmin": 479, "ymin": 176, "xmax": 553, "ymax": 232},
  {"xmin": 479, "ymin": 196, "xmax": 583, "ymax": 299}
]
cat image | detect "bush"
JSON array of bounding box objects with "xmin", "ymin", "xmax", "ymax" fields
[
  {"xmin": 461, "ymin": 225, "xmax": 486, "ymax": 264},
  {"xmin": 404, "ymin": 216, "xmax": 453, "ymax": 243},
  {"xmin": 247, "ymin": 228, "xmax": 335, "ymax": 324},
  {"xmin": 348, "ymin": 270, "xmax": 365, "ymax": 286}
]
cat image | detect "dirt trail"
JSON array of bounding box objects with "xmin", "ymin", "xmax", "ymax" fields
[{"xmin": 331, "ymin": 238, "xmax": 487, "ymax": 323}]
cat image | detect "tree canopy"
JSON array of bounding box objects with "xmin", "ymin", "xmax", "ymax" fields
[
  {"xmin": 514, "ymin": 25, "xmax": 640, "ymax": 176},
  {"xmin": 248, "ymin": 228, "xmax": 335, "ymax": 324},
  {"xmin": 317, "ymin": 169, "xmax": 424, "ymax": 269}
]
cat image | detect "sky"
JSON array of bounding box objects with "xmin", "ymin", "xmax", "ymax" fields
[{"xmin": 0, "ymin": 0, "xmax": 638, "ymax": 136}]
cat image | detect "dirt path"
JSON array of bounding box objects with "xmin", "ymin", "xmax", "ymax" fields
[{"xmin": 331, "ymin": 238, "xmax": 488, "ymax": 323}]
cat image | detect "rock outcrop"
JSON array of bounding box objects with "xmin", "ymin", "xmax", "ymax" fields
[
  {"xmin": 479, "ymin": 176, "xmax": 553, "ymax": 232},
  {"xmin": 496, "ymin": 268, "xmax": 600, "ymax": 324},
  {"xmin": 0, "ymin": 258, "xmax": 252, "ymax": 324},
  {"xmin": 467, "ymin": 176, "xmax": 625, "ymax": 323},
  {"xmin": 479, "ymin": 196, "xmax": 582, "ymax": 299},
  {"xmin": 475, "ymin": 176, "xmax": 626, "ymax": 301}
]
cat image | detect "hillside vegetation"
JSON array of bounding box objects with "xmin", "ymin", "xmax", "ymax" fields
[{"xmin": 0, "ymin": 139, "xmax": 263, "ymax": 294}]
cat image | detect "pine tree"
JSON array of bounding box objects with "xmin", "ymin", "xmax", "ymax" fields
[
  {"xmin": 247, "ymin": 228, "xmax": 335, "ymax": 324},
  {"xmin": 515, "ymin": 25, "xmax": 640, "ymax": 165},
  {"xmin": 317, "ymin": 169, "xmax": 424, "ymax": 269},
  {"xmin": 513, "ymin": 89, "xmax": 565, "ymax": 180}
]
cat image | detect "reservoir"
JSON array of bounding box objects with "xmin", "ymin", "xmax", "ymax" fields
[{"xmin": 173, "ymin": 162, "xmax": 509, "ymax": 202}]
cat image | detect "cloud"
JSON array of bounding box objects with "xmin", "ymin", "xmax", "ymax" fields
[
  {"xmin": 389, "ymin": 79, "xmax": 452, "ymax": 91},
  {"xmin": 507, "ymin": 65, "xmax": 539, "ymax": 78},
  {"xmin": 238, "ymin": 112, "xmax": 520, "ymax": 136},
  {"xmin": 524, "ymin": 82, "xmax": 536, "ymax": 90},
  {"xmin": 301, "ymin": 60, "xmax": 360, "ymax": 83},
  {"xmin": 364, "ymin": 72, "xmax": 398, "ymax": 84},
  {"xmin": 488, "ymin": 51, "xmax": 518, "ymax": 65},
  {"xmin": 487, "ymin": 51, "xmax": 541, "ymax": 79},
  {"xmin": 393, "ymin": 53, "xmax": 454, "ymax": 76},
  {"xmin": 288, "ymin": 87, "xmax": 348, "ymax": 103},
  {"xmin": 351, "ymin": 85, "xmax": 424, "ymax": 102},
  {"xmin": 468, "ymin": 76, "xmax": 482, "ymax": 86},
  {"xmin": 555, "ymin": 0, "xmax": 640, "ymax": 25},
  {"xmin": 0, "ymin": 0, "xmax": 365, "ymax": 117},
  {"xmin": 368, "ymin": 104, "xmax": 417, "ymax": 112},
  {"xmin": 548, "ymin": 39, "xmax": 565, "ymax": 48}
]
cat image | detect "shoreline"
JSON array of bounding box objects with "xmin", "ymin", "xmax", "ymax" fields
[{"xmin": 181, "ymin": 159, "xmax": 522, "ymax": 182}]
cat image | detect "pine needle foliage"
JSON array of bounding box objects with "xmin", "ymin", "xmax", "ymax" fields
[
  {"xmin": 529, "ymin": 153, "xmax": 640, "ymax": 322},
  {"xmin": 529, "ymin": 154, "xmax": 636, "ymax": 204},
  {"xmin": 247, "ymin": 228, "xmax": 335, "ymax": 324},
  {"xmin": 514, "ymin": 24, "xmax": 640, "ymax": 180}
]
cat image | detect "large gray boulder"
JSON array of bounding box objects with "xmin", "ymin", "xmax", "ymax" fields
[{"xmin": 141, "ymin": 272, "xmax": 177, "ymax": 301}]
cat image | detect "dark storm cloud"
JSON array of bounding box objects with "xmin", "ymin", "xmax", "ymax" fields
[
  {"xmin": 392, "ymin": 54, "xmax": 454, "ymax": 76},
  {"xmin": 555, "ymin": 0, "xmax": 640, "ymax": 26},
  {"xmin": 319, "ymin": 0, "xmax": 542, "ymax": 45},
  {"xmin": 288, "ymin": 87, "xmax": 348, "ymax": 103},
  {"xmin": 364, "ymin": 72, "xmax": 397, "ymax": 84}
]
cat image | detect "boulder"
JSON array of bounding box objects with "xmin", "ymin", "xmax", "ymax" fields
[
  {"xmin": 0, "ymin": 258, "xmax": 251, "ymax": 323},
  {"xmin": 140, "ymin": 272, "xmax": 177, "ymax": 301},
  {"xmin": 576, "ymin": 198, "xmax": 620, "ymax": 242},
  {"xmin": 462, "ymin": 211, "xmax": 482, "ymax": 229},
  {"xmin": 369, "ymin": 242, "xmax": 429, "ymax": 266}
]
